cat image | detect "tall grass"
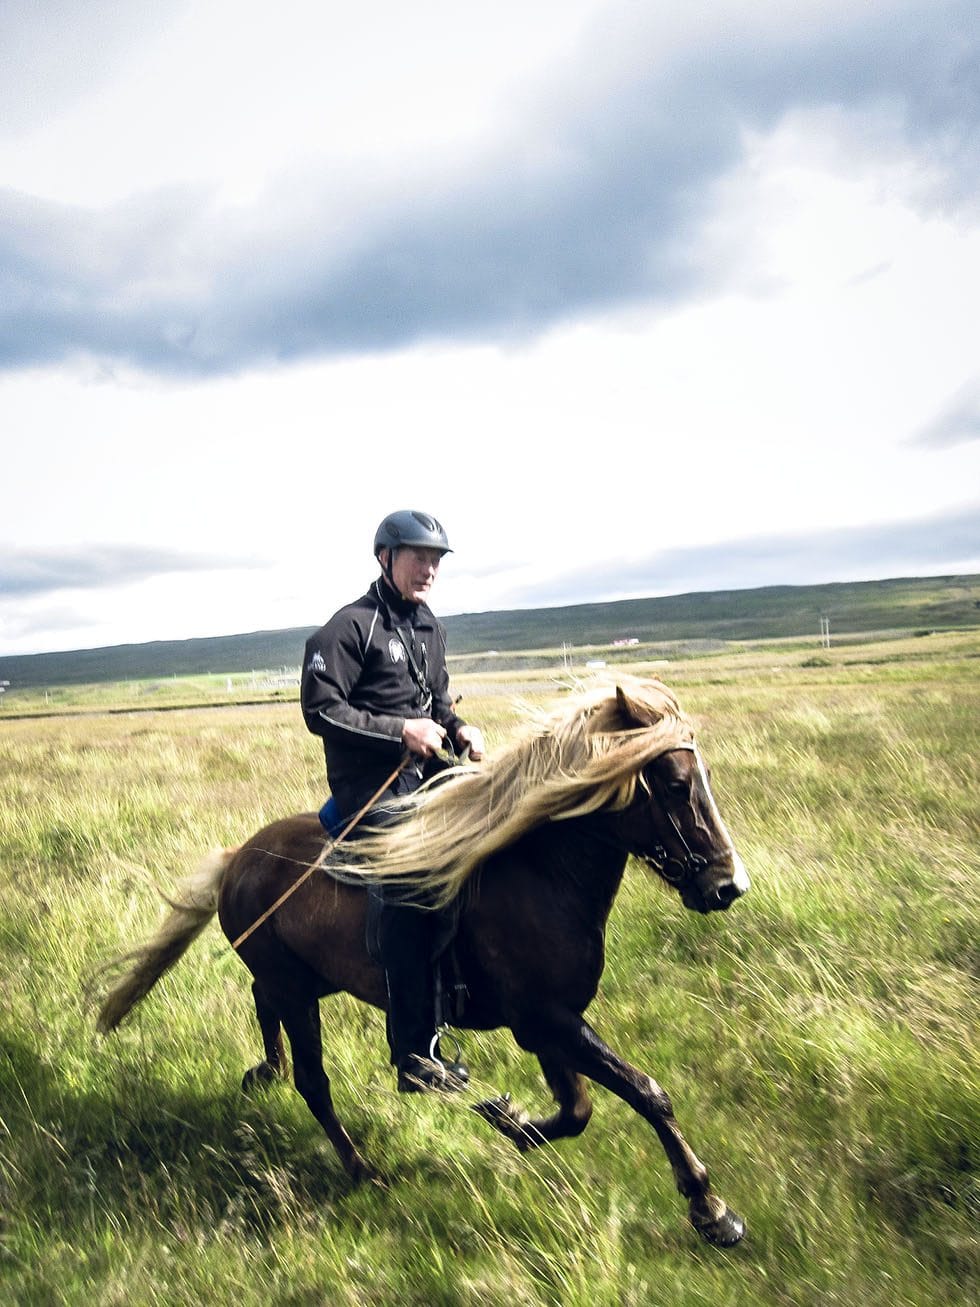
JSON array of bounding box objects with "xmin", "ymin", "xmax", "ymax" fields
[{"xmin": 1, "ymin": 634, "xmax": 977, "ymax": 1304}]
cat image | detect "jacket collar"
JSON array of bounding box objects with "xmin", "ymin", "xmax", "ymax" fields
[{"xmin": 372, "ymin": 577, "xmax": 435, "ymax": 627}]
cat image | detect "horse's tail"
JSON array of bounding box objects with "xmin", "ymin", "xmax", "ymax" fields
[{"xmin": 96, "ymin": 846, "xmax": 236, "ymax": 1034}]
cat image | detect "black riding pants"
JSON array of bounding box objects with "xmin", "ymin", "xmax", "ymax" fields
[{"xmin": 335, "ymin": 774, "xmax": 440, "ymax": 1066}]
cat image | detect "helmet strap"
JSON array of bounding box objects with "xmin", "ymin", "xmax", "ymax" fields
[{"xmin": 378, "ymin": 546, "xmax": 396, "ymax": 586}]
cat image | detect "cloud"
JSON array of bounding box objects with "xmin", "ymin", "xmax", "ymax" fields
[
  {"xmin": 0, "ymin": 599, "xmax": 102, "ymax": 646},
  {"xmin": 1, "ymin": 0, "xmax": 978, "ymax": 376},
  {"xmin": 0, "ymin": 1, "xmax": 187, "ymax": 134},
  {"xmin": 909, "ymin": 377, "xmax": 980, "ymax": 449},
  {"xmin": 0, "ymin": 544, "xmax": 267, "ymax": 598},
  {"xmin": 500, "ymin": 501, "xmax": 980, "ymax": 606}
]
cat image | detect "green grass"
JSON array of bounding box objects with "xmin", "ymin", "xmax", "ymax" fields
[{"xmin": 1, "ymin": 632, "xmax": 978, "ymax": 1304}]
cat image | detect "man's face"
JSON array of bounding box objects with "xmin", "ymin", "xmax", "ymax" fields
[{"xmin": 385, "ymin": 546, "xmax": 443, "ymax": 603}]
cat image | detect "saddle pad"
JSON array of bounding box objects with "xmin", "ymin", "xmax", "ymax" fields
[{"xmin": 318, "ymin": 796, "xmax": 346, "ymax": 837}]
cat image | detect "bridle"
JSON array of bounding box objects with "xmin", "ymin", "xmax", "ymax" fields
[
  {"xmin": 629, "ymin": 743, "xmax": 709, "ymax": 887},
  {"xmin": 578, "ymin": 742, "xmax": 710, "ymax": 889}
]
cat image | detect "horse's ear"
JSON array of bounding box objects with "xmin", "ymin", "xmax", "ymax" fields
[{"xmin": 616, "ymin": 684, "xmax": 660, "ymax": 728}]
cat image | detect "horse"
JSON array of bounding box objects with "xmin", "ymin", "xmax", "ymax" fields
[{"xmin": 96, "ymin": 677, "xmax": 751, "ymax": 1247}]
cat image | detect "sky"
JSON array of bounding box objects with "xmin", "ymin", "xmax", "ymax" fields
[{"xmin": 2, "ymin": 0, "xmax": 979, "ymax": 656}]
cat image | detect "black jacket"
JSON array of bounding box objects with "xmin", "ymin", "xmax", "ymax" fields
[{"xmin": 301, "ymin": 577, "xmax": 466, "ymax": 808}]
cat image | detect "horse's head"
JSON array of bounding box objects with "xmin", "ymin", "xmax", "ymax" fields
[{"xmin": 611, "ymin": 687, "xmax": 750, "ymax": 914}]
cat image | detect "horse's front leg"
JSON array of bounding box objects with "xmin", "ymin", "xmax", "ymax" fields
[
  {"xmin": 474, "ymin": 1053, "xmax": 593, "ymax": 1150},
  {"xmin": 513, "ymin": 1008, "xmax": 745, "ymax": 1247}
]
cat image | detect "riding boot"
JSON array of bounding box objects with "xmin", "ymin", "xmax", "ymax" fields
[{"xmin": 374, "ymin": 893, "xmax": 469, "ymax": 1092}]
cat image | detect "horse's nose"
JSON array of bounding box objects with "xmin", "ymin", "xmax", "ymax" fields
[{"xmin": 711, "ymin": 878, "xmax": 745, "ymax": 910}]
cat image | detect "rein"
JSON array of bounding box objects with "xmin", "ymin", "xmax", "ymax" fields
[
  {"xmin": 230, "ymin": 754, "xmax": 412, "ymax": 951},
  {"xmin": 230, "ymin": 739, "xmax": 473, "ymax": 951}
]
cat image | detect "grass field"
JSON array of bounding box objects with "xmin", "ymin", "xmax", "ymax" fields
[{"xmin": 1, "ymin": 632, "xmax": 977, "ymax": 1305}]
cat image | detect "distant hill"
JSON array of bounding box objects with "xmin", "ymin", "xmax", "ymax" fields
[{"xmin": 2, "ymin": 573, "xmax": 978, "ymax": 689}]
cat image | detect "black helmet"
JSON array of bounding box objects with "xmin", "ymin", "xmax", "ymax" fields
[{"xmin": 373, "ymin": 510, "xmax": 452, "ymax": 558}]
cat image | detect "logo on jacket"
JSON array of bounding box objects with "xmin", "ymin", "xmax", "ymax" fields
[
  {"xmin": 308, "ymin": 650, "xmax": 326, "ymax": 673},
  {"xmin": 388, "ymin": 638, "xmax": 405, "ymax": 664}
]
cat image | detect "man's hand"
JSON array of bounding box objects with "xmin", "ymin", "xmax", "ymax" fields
[
  {"xmin": 401, "ymin": 717, "xmax": 446, "ymax": 759},
  {"xmin": 455, "ymin": 724, "xmax": 485, "ymax": 761}
]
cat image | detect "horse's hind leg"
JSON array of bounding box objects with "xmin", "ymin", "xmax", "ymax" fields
[
  {"xmin": 242, "ymin": 981, "xmax": 289, "ymax": 1092},
  {"xmin": 475, "ymin": 1055, "xmax": 593, "ymax": 1151},
  {"xmin": 278, "ymin": 997, "xmax": 378, "ymax": 1185}
]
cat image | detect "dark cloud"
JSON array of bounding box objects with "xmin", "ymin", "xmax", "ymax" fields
[
  {"xmin": 0, "ymin": 544, "xmax": 267, "ymax": 598},
  {"xmin": 909, "ymin": 378, "xmax": 980, "ymax": 449},
  {"xmin": 500, "ymin": 501, "xmax": 980, "ymax": 607},
  {"xmin": 1, "ymin": 0, "xmax": 978, "ymax": 375}
]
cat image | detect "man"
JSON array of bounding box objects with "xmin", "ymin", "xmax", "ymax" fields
[{"xmin": 301, "ymin": 510, "xmax": 484, "ymax": 1092}]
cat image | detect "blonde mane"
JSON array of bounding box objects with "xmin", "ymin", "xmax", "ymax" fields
[{"xmin": 336, "ymin": 676, "xmax": 693, "ymax": 905}]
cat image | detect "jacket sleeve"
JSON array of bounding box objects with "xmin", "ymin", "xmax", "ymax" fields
[{"xmin": 301, "ymin": 614, "xmax": 405, "ymax": 754}]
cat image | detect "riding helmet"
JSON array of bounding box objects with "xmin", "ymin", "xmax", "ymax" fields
[{"xmin": 373, "ymin": 511, "xmax": 452, "ymax": 557}]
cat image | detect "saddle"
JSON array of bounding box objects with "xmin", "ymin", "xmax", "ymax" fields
[
  {"xmin": 432, "ymin": 905, "xmax": 469, "ymax": 1027},
  {"xmin": 363, "ymin": 884, "xmax": 470, "ymax": 1026},
  {"xmin": 318, "ymin": 796, "xmax": 469, "ymax": 1026}
]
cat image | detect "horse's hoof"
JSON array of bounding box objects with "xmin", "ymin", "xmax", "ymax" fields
[
  {"xmin": 472, "ymin": 1095, "xmax": 543, "ymax": 1152},
  {"xmin": 348, "ymin": 1157, "xmax": 384, "ymax": 1187},
  {"xmin": 241, "ymin": 1062, "xmax": 279, "ymax": 1094},
  {"xmin": 692, "ymin": 1206, "xmax": 746, "ymax": 1247},
  {"xmin": 472, "ymin": 1094, "xmax": 513, "ymax": 1124},
  {"xmin": 472, "ymin": 1094, "xmax": 527, "ymax": 1137}
]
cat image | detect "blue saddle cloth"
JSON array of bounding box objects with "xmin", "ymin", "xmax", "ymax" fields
[{"xmin": 318, "ymin": 796, "xmax": 346, "ymax": 837}]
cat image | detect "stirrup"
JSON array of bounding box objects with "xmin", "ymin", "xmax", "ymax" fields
[{"xmin": 430, "ymin": 1026, "xmax": 469, "ymax": 1085}]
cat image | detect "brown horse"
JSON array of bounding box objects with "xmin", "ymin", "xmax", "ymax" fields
[{"xmin": 97, "ymin": 678, "xmax": 750, "ymax": 1246}]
